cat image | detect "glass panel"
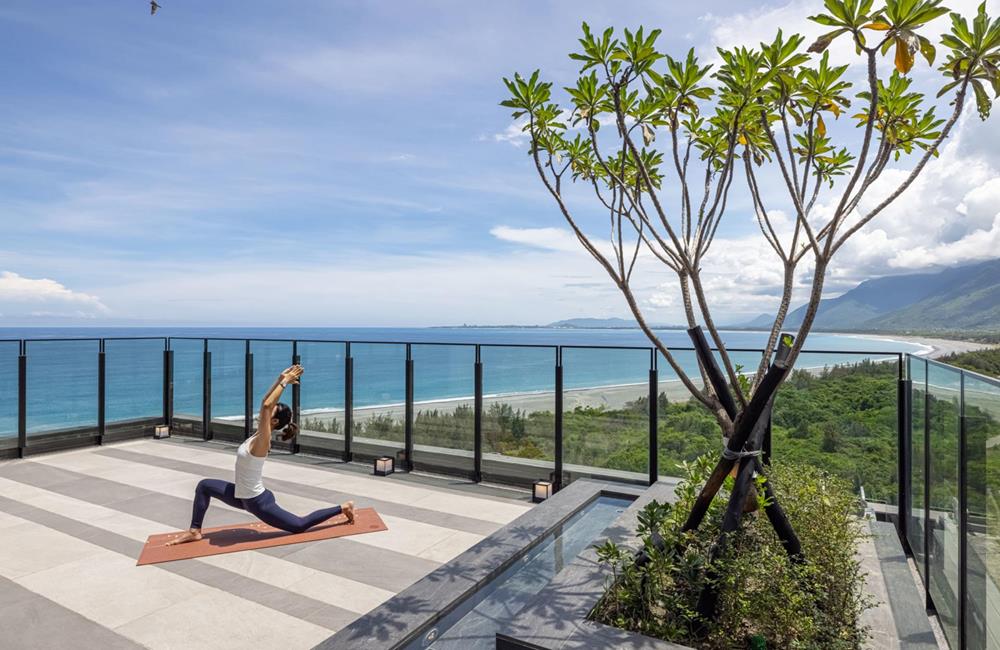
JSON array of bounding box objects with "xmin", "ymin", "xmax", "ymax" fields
[
  {"xmin": 411, "ymin": 344, "xmax": 476, "ymax": 477},
  {"xmin": 0, "ymin": 341, "xmax": 19, "ymax": 451},
  {"xmin": 656, "ymin": 349, "xmax": 725, "ymax": 481},
  {"xmin": 561, "ymin": 347, "xmax": 650, "ymax": 486},
  {"xmin": 104, "ymin": 339, "xmax": 164, "ymax": 440},
  {"xmin": 773, "ymin": 352, "xmax": 899, "ymax": 503},
  {"xmin": 250, "ymin": 341, "xmax": 293, "ymax": 446},
  {"xmin": 909, "ymin": 356, "xmax": 927, "ymax": 568},
  {"xmin": 297, "ymin": 341, "xmax": 347, "ymax": 455},
  {"xmin": 25, "ymin": 339, "xmax": 99, "ymax": 444},
  {"xmin": 964, "ymin": 374, "xmax": 1000, "ymax": 649},
  {"xmin": 208, "ymin": 339, "xmax": 246, "ymax": 442},
  {"xmin": 352, "ymin": 343, "xmax": 406, "ymax": 460},
  {"xmin": 927, "ymin": 361, "xmax": 961, "ymax": 647},
  {"xmin": 480, "ymin": 345, "xmax": 556, "ymax": 487},
  {"xmin": 171, "ymin": 339, "xmax": 204, "ymax": 437}
]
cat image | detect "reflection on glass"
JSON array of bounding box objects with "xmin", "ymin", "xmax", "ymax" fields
[
  {"xmin": 561, "ymin": 347, "xmax": 649, "ymax": 485},
  {"xmin": 910, "ymin": 356, "xmax": 927, "ymax": 566},
  {"xmin": 208, "ymin": 339, "xmax": 246, "ymax": 441},
  {"xmin": 105, "ymin": 339, "xmax": 164, "ymax": 432},
  {"xmin": 411, "ymin": 344, "xmax": 475, "ymax": 475},
  {"xmin": 927, "ymin": 362, "xmax": 961, "ymax": 647},
  {"xmin": 251, "ymin": 340, "xmax": 293, "ymax": 433},
  {"xmin": 296, "ymin": 342, "xmax": 346, "ymax": 453},
  {"xmin": 0, "ymin": 341, "xmax": 19, "ymax": 450},
  {"xmin": 26, "ymin": 339, "xmax": 99, "ymax": 439},
  {"xmin": 964, "ymin": 374, "xmax": 1000, "ymax": 648},
  {"xmin": 352, "ymin": 343, "xmax": 405, "ymax": 447},
  {"xmin": 481, "ymin": 346, "xmax": 556, "ymax": 485},
  {"xmin": 171, "ymin": 339, "xmax": 204, "ymax": 436},
  {"xmin": 773, "ymin": 352, "xmax": 899, "ymax": 503},
  {"xmin": 657, "ymin": 350, "xmax": 720, "ymax": 480}
]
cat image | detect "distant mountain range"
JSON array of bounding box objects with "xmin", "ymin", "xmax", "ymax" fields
[
  {"xmin": 545, "ymin": 260, "xmax": 998, "ymax": 334},
  {"xmin": 736, "ymin": 259, "xmax": 1000, "ymax": 333},
  {"xmin": 547, "ymin": 317, "xmax": 684, "ymax": 329}
]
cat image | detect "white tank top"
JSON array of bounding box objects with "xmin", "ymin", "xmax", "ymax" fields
[{"xmin": 234, "ymin": 436, "xmax": 266, "ymax": 499}]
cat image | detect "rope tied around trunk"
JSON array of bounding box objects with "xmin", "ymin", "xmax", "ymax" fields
[{"xmin": 721, "ymin": 447, "xmax": 762, "ymax": 461}]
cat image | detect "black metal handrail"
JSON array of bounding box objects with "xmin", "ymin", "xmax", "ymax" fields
[
  {"xmin": 4, "ymin": 335, "xmax": 903, "ymax": 486},
  {"xmin": 4, "ymin": 333, "xmax": 997, "ymax": 648},
  {"xmin": 901, "ymin": 353, "xmax": 1000, "ymax": 648}
]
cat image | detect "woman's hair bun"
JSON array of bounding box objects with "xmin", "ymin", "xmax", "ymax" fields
[{"xmin": 281, "ymin": 422, "xmax": 300, "ymax": 441}]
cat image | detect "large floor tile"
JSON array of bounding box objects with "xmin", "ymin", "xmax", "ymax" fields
[
  {"xmin": 17, "ymin": 553, "xmax": 204, "ymax": 629},
  {"xmin": 0, "ymin": 520, "xmax": 105, "ymax": 579},
  {"xmin": 0, "ymin": 574, "xmax": 143, "ymax": 650},
  {"xmin": 116, "ymin": 588, "xmax": 331, "ymax": 650}
]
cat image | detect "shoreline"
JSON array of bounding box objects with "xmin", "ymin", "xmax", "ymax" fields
[
  {"xmin": 297, "ymin": 362, "xmax": 868, "ymax": 427},
  {"xmin": 848, "ymin": 333, "xmax": 991, "ymax": 359},
  {"xmin": 297, "ymin": 334, "xmax": 984, "ymax": 426}
]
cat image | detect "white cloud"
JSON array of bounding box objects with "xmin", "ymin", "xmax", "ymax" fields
[
  {"xmin": 0, "ymin": 271, "xmax": 109, "ymax": 317},
  {"xmin": 254, "ymin": 37, "xmax": 479, "ymax": 96},
  {"xmin": 833, "ymin": 110, "xmax": 1000, "ymax": 276},
  {"xmin": 702, "ymin": 0, "xmax": 984, "ymax": 59},
  {"xmin": 493, "ymin": 120, "xmax": 531, "ymax": 147},
  {"xmin": 490, "ymin": 225, "xmax": 584, "ymax": 252}
]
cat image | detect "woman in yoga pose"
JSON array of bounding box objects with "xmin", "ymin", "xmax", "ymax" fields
[{"xmin": 168, "ymin": 365, "xmax": 354, "ymax": 545}]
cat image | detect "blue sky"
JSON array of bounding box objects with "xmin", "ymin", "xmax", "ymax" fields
[{"xmin": 1, "ymin": 0, "xmax": 997, "ymax": 326}]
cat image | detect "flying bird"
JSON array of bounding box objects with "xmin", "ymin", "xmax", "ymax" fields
[{"xmin": 150, "ymin": 1, "xmax": 160, "ymax": 15}]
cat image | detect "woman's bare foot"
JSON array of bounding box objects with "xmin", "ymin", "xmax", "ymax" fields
[
  {"xmin": 166, "ymin": 529, "xmax": 203, "ymax": 545},
  {"xmin": 342, "ymin": 501, "xmax": 355, "ymax": 524}
]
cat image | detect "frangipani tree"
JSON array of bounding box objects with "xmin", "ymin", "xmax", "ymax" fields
[{"xmin": 502, "ymin": 0, "xmax": 999, "ymax": 622}]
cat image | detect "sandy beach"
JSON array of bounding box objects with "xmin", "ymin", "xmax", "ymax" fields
[
  {"xmin": 853, "ymin": 333, "xmax": 992, "ymax": 359},
  {"xmin": 297, "ymin": 335, "xmax": 991, "ymax": 429}
]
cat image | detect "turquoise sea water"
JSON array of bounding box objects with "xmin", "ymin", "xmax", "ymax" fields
[{"xmin": 0, "ymin": 327, "xmax": 926, "ymax": 436}]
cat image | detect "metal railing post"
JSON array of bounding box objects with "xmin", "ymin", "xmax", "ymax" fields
[
  {"xmin": 203, "ymin": 341, "xmax": 212, "ymax": 441},
  {"xmin": 163, "ymin": 345, "xmax": 173, "ymax": 430},
  {"xmin": 958, "ymin": 371, "xmax": 968, "ymax": 649},
  {"xmin": 405, "ymin": 344, "xmax": 414, "ymax": 471},
  {"xmin": 554, "ymin": 347, "xmax": 563, "ymax": 491},
  {"xmin": 98, "ymin": 340, "xmax": 106, "ymax": 445},
  {"xmin": 924, "ymin": 364, "xmax": 932, "ymax": 611},
  {"xmin": 292, "ymin": 342, "xmax": 301, "ymax": 454},
  {"xmin": 244, "ymin": 341, "xmax": 253, "ymax": 439},
  {"xmin": 648, "ymin": 349, "xmax": 658, "ymax": 486},
  {"xmin": 474, "ymin": 346, "xmax": 483, "ymax": 483},
  {"xmin": 18, "ymin": 342, "xmax": 26, "ymax": 458},
  {"xmin": 344, "ymin": 343, "xmax": 353, "ymax": 462},
  {"xmin": 898, "ymin": 375, "xmax": 912, "ymax": 548}
]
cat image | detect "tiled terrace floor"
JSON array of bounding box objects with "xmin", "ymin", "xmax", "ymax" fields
[{"xmin": 0, "ymin": 438, "xmax": 533, "ymax": 649}]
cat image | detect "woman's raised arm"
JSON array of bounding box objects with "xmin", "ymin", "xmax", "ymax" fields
[{"xmin": 251, "ymin": 365, "xmax": 302, "ymax": 455}]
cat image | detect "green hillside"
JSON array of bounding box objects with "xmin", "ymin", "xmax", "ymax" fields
[
  {"xmin": 779, "ymin": 259, "xmax": 1000, "ymax": 333},
  {"xmin": 937, "ymin": 347, "xmax": 1000, "ymax": 379}
]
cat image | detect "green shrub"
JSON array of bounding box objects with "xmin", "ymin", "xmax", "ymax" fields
[{"xmin": 590, "ymin": 456, "xmax": 873, "ymax": 649}]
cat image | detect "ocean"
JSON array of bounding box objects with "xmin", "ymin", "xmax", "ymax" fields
[{"xmin": 0, "ymin": 327, "xmax": 927, "ymax": 436}]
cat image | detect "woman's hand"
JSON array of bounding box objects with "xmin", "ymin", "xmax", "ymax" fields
[{"xmin": 280, "ymin": 365, "xmax": 304, "ymax": 385}]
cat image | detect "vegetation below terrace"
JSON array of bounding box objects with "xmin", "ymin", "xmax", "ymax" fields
[
  {"xmin": 303, "ymin": 355, "xmax": 1000, "ymax": 512},
  {"xmin": 938, "ymin": 346, "xmax": 1000, "ymax": 378}
]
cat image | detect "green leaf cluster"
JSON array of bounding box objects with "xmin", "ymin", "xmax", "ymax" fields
[
  {"xmin": 501, "ymin": 1, "xmax": 1000, "ymax": 206},
  {"xmin": 591, "ymin": 458, "xmax": 873, "ymax": 648}
]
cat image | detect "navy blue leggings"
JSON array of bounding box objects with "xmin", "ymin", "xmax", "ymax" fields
[{"xmin": 190, "ymin": 478, "xmax": 343, "ymax": 534}]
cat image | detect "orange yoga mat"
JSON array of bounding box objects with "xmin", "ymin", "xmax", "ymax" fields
[{"xmin": 137, "ymin": 508, "xmax": 387, "ymax": 565}]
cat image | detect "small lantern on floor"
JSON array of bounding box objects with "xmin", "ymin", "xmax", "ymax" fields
[
  {"xmin": 532, "ymin": 480, "xmax": 553, "ymax": 503},
  {"xmin": 374, "ymin": 456, "xmax": 394, "ymax": 476},
  {"xmin": 154, "ymin": 424, "xmax": 170, "ymax": 439}
]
